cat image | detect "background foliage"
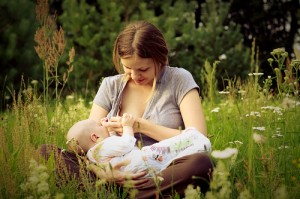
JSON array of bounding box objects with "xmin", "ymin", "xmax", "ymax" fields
[
  {"xmin": 0, "ymin": 0, "xmax": 299, "ymax": 105},
  {"xmin": 0, "ymin": 0, "xmax": 40, "ymax": 94},
  {"xmin": 0, "ymin": 1, "xmax": 299, "ymax": 198}
]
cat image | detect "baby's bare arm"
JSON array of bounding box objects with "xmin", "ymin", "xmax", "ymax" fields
[
  {"xmin": 121, "ymin": 113, "xmax": 135, "ymax": 136},
  {"xmin": 122, "ymin": 113, "xmax": 135, "ymax": 127}
]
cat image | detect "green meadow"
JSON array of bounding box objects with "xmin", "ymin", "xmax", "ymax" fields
[
  {"xmin": 1, "ymin": 0, "xmax": 299, "ymax": 198},
  {"xmin": 0, "ymin": 49, "xmax": 299, "ymax": 198}
]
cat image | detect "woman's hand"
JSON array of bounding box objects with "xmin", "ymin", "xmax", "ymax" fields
[
  {"xmin": 88, "ymin": 161, "xmax": 149, "ymax": 188},
  {"xmin": 102, "ymin": 116, "xmax": 123, "ymax": 135}
]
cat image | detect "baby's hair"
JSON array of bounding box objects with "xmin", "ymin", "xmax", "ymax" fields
[{"xmin": 66, "ymin": 119, "xmax": 101, "ymax": 153}]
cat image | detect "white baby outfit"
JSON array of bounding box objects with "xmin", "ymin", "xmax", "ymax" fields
[{"xmin": 87, "ymin": 127, "xmax": 211, "ymax": 176}]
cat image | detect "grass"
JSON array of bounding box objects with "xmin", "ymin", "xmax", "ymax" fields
[
  {"xmin": 0, "ymin": 1, "xmax": 299, "ymax": 198},
  {"xmin": 0, "ymin": 67, "xmax": 299, "ymax": 198}
]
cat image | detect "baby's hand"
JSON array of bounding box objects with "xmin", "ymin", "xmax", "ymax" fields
[
  {"xmin": 122, "ymin": 113, "xmax": 135, "ymax": 127},
  {"xmin": 100, "ymin": 117, "xmax": 109, "ymax": 126},
  {"xmin": 101, "ymin": 117, "xmax": 117, "ymax": 136}
]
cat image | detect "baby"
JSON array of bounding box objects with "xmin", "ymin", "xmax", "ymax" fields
[{"xmin": 66, "ymin": 113, "xmax": 212, "ymax": 176}]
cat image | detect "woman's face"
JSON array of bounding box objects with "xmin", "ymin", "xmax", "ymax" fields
[{"xmin": 121, "ymin": 55, "xmax": 156, "ymax": 86}]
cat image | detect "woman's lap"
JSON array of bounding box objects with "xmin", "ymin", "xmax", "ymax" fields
[
  {"xmin": 38, "ymin": 145, "xmax": 213, "ymax": 198},
  {"xmin": 135, "ymin": 152, "xmax": 213, "ymax": 198}
]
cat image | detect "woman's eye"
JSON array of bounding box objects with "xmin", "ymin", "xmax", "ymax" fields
[{"xmin": 139, "ymin": 68, "xmax": 148, "ymax": 72}]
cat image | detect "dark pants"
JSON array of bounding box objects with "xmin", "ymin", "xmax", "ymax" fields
[{"xmin": 38, "ymin": 144, "xmax": 214, "ymax": 198}]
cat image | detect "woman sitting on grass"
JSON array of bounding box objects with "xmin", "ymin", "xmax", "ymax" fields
[{"xmin": 40, "ymin": 20, "xmax": 214, "ymax": 198}]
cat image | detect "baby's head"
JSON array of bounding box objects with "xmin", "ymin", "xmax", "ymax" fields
[{"xmin": 66, "ymin": 119, "xmax": 109, "ymax": 154}]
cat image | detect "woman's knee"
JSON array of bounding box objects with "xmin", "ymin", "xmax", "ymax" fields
[{"xmin": 182, "ymin": 153, "xmax": 214, "ymax": 179}]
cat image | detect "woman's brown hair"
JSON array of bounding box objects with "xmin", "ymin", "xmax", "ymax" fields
[{"xmin": 113, "ymin": 21, "xmax": 169, "ymax": 74}]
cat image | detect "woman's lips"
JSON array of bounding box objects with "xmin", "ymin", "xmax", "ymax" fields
[{"xmin": 135, "ymin": 79, "xmax": 145, "ymax": 84}]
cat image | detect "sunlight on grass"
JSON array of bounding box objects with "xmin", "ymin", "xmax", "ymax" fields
[
  {"xmin": 1, "ymin": 52, "xmax": 299, "ymax": 198},
  {"xmin": 0, "ymin": 0, "xmax": 299, "ymax": 198}
]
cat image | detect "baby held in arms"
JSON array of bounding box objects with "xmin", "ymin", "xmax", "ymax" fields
[{"xmin": 66, "ymin": 113, "xmax": 212, "ymax": 177}]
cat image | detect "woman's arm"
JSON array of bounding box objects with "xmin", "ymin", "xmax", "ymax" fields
[
  {"xmin": 89, "ymin": 103, "xmax": 109, "ymax": 123},
  {"xmin": 136, "ymin": 89, "xmax": 207, "ymax": 141},
  {"xmin": 179, "ymin": 89, "xmax": 207, "ymax": 136}
]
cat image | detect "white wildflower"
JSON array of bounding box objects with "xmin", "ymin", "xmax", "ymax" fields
[
  {"xmin": 261, "ymin": 106, "xmax": 280, "ymax": 110},
  {"xmin": 205, "ymin": 161, "xmax": 232, "ymax": 199},
  {"xmin": 261, "ymin": 106, "xmax": 283, "ymax": 115},
  {"xmin": 78, "ymin": 98, "xmax": 84, "ymax": 102},
  {"xmin": 238, "ymin": 90, "xmax": 246, "ymax": 94},
  {"xmin": 211, "ymin": 107, "xmax": 220, "ymax": 113},
  {"xmin": 251, "ymin": 111, "xmax": 261, "ymax": 117},
  {"xmin": 184, "ymin": 185, "xmax": 201, "ymax": 199},
  {"xmin": 282, "ymin": 97, "xmax": 299, "ymax": 109},
  {"xmin": 238, "ymin": 188, "xmax": 253, "ymax": 199},
  {"xmin": 211, "ymin": 148, "xmax": 238, "ymax": 159},
  {"xmin": 66, "ymin": 95, "xmax": 74, "ymax": 100},
  {"xmin": 272, "ymin": 133, "xmax": 283, "ymax": 138},
  {"xmin": 219, "ymin": 91, "xmax": 230, "ymax": 94},
  {"xmin": 38, "ymin": 172, "xmax": 49, "ymax": 181},
  {"xmin": 246, "ymin": 111, "xmax": 261, "ymax": 117},
  {"xmin": 248, "ymin": 72, "xmax": 264, "ymax": 76},
  {"xmin": 20, "ymin": 159, "xmax": 50, "ymax": 198},
  {"xmin": 28, "ymin": 176, "xmax": 39, "ymax": 186},
  {"xmin": 278, "ymin": 145, "xmax": 289, "ymax": 150},
  {"xmin": 31, "ymin": 80, "xmax": 38, "ymax": 85},
  {"xmin": 252, "ymin": 126, "xmax": 266, "ymax": 131},
  {"xmin": 37, "ymin": 181, "xmax": 49, "ymax": 194},
  {"xmin": 219, "ymin": 54, "xmax": 227, "ymax": 60},
  {"xmin": 253, "ymin": 133, "xmax": 266, "ymax": 144},
  {"xmin": 234, "ymin": 140, "xmax": 243, "ymax": 145}
]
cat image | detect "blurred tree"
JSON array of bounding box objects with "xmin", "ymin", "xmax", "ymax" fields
[
  {"xmin": 1, "ymin": 0, "xmax": 298, "ymax": 101},
  {"xmin": 227, "ymin": 0, "xmax": 300, "ymax": 76},
  {"xmin": 148, "ymin": 0, "xmax": 251, "ymax": 89},
  {"xmin": 58, "ymin": 0, "xmax": 251, "ymax": 92},
  {"xmin": 194, "ymin": 0, "xmax": 251, "ymax": 88},
  {"xmin": 59, "ymin": 0, "xmax": 125, "ymax": 96},
  {"xmin": 0, "ymin": 0, "xmax": 40, "ymax": 93}
]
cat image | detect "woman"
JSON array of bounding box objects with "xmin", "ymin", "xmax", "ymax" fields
[
  {"xmin": 40, "ymin": 21, "xmax": 213, "ymax": 198},
  {"xmin": 88, "ymin": 21, "xmax": 213, "ymax": 198}
]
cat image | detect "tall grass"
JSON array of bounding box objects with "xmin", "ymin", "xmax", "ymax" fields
[
  {"xmin": 1, "ymin": 0, "xmax": 299, "ymax": 198},
  {"xmin": 1, "ymin": 49, "xmax": 299, "ymax": 198},
  {"xmin": 203, "ymin": 47, "xmax": 300, "ymax": 199}
]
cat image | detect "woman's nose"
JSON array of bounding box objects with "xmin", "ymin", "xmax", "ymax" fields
[{"xmin": 131, "ymin": 70, "xmax": 139, "ymax": 79}]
